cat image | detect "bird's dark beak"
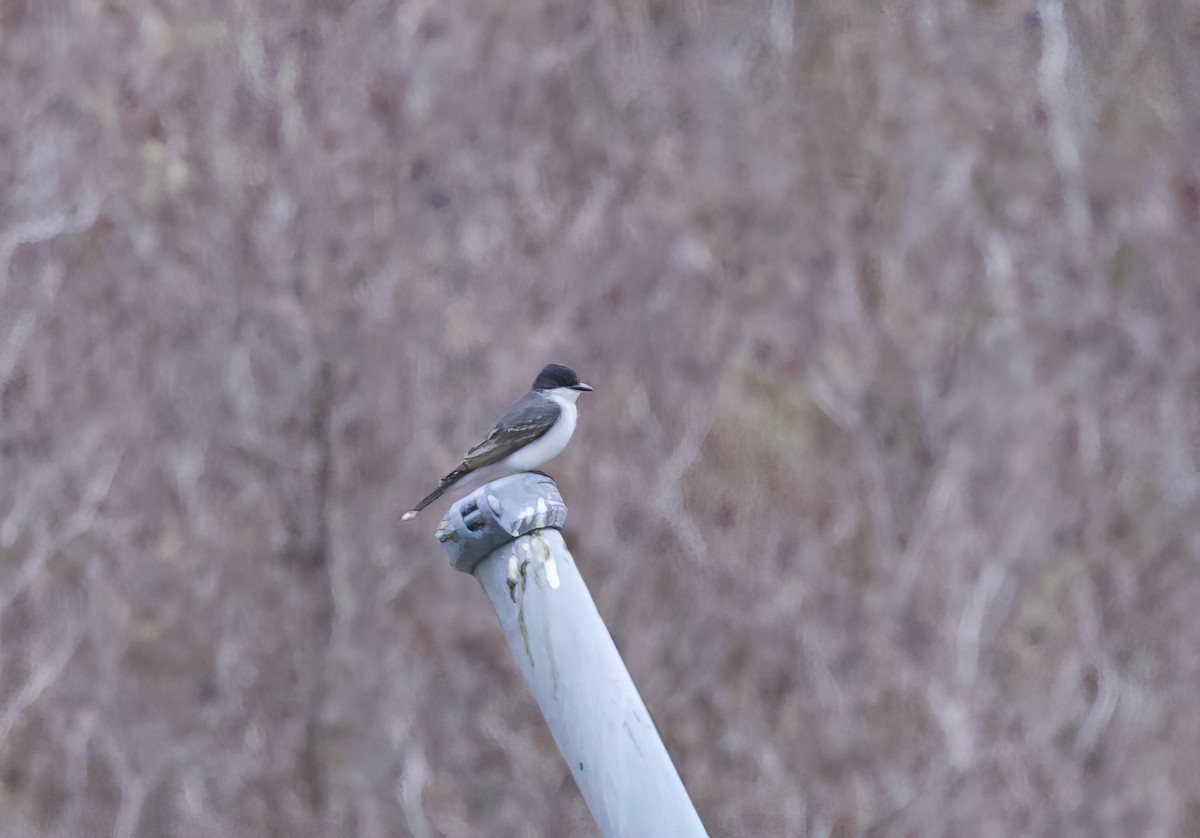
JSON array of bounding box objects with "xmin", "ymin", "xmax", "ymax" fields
[{"xmin": 572, "ymin": 382, "xmax": 594, "ymax": 392}]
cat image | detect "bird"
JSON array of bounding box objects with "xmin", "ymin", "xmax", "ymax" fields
[{"xmin": 401, "ymin": 363, "xmax": 593, "ymax": 521}]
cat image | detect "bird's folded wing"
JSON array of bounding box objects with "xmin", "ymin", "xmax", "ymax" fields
[{"xmin": 462, "ymin": 392, "xmax": 561, "ymax": 469}]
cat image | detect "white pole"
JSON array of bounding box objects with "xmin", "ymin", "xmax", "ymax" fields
[{"xmin": 435, "ymin": 472, "xmax": 707, "ymax": 838}]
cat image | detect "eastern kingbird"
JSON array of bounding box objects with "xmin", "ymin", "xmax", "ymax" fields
[{"xmin": 401, "ymin": 363, "xmax": 593, "ymax": 521}]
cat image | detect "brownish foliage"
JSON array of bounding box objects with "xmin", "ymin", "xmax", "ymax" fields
[{"xmin": 2, "ymin": 1, "xmax": 1199, "ymax": 836}]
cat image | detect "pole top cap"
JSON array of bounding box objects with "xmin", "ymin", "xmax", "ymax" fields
[{"xmin": 436, "ymin": 472, "xmax": 568, "ymax": 573}]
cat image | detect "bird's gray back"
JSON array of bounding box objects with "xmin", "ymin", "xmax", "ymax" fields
[{"xmin": 462, "ymin": 391, "xmax": 561, "ymax": 467}]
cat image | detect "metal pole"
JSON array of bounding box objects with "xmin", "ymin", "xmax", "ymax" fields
[{"xmin": 435, "ymin": 472, "xmax": 707, "ymax": 838}]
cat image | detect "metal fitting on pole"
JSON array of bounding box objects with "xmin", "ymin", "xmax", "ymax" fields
[{"xmin": 434, "ymin": 472, "xmax": 707, "ymax": 838}]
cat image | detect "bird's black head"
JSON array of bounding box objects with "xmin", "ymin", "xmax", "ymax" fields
[{"xmin": 533, "ymin": 363, "xmax": 593, "ymax": 392}]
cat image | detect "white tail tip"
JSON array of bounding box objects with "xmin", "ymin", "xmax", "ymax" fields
[{"xmin": 401, "ymin": 510, "xmax": 418, "ymax": 522}]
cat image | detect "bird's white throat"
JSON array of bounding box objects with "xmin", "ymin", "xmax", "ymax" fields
[{"xmin": 548, "ymin": 386, "xmax": 584, "ymax": 404}]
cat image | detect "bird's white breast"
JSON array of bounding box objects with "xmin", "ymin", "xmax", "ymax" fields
[{"xmin": 504, "ymin": 392, "xmax": 577, "ymax": 471}]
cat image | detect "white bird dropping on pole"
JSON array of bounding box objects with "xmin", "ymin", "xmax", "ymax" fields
[{"xmin": 435, "ymin": 472, "xmax": 708, "ymax": 838}]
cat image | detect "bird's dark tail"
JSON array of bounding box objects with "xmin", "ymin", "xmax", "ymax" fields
[
  {"xmin": 401, "ymin": 488, "xmax": 444, "ymax": 522},
  {"xmin": 401, "ymin": 463, "xmax": 472, "ymax": 522}
]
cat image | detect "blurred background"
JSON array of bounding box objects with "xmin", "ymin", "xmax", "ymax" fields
[{"xmin": 2, "ymin": 0, "xmax": 1199, "ymax": 836}]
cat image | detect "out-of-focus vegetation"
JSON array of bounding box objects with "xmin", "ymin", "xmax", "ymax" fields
[{"xmin": 2, "ymin": 0, "xmax": 1198, "ymax": 835}]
